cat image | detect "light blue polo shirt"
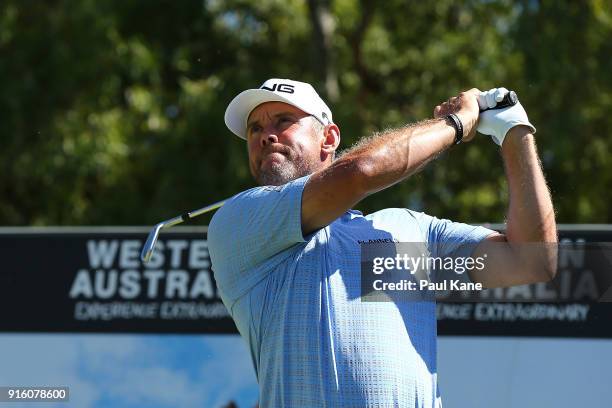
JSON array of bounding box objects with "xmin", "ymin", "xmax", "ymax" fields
[{"xmin": 208, "ymin": 175, "xmax": 494, "ymax": 407}]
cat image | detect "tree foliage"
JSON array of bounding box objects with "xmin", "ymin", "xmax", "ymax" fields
[{"xmin": 1, "ymin": 0, "xmax": 610, "ymax": 225}]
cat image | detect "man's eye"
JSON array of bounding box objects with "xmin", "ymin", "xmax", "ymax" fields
[
  {"xmin": 278, "ymin": 117, "xmax": 293, "ymax": 126},
  {"xmin": 251, "ymin": 125, "xmax": 262, "ymax": 133}
]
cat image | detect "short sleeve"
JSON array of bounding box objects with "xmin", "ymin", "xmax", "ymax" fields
[
  {"xmin": 411, "ymin": 211, "xmax": 496, "ymax": 258},
  {"xmin": 207, "ymin": 175, "xmax": 309, "ymax": 300},
  {"xmin": 411, "ymin": 211, "xmax": 497, "ymax": 283}
]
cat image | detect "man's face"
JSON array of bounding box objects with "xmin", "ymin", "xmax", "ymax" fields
[{"xmin": 246, "ymin": 102, "xmax": 325, "ymax": 186}]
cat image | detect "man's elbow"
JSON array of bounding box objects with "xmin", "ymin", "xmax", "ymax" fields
[
  {"xmin": 527, "ymin": 245, "xmax": 559, "ymax": 284},
  {"xmin": 348, "ymin": 154, "xmax": 398, "ymax": 196},
  {"xmin": 331, "ymin": 155, "xmax": 378, "ymax": 197},
  {"xmin": 537, "ymin": 258, "xmax": 558, "ymax": 283},
  {"xmin": 540, "ymin": 224, "xmax": 559, "ymax": 282},
  {"xmin": 526, "ymin": 222, "xmax": 559, "ymax": 283}
]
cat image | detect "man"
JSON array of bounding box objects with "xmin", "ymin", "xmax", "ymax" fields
[{"xmin": 208, "ymin": 78, "xmax": 556, "ymax": 407}]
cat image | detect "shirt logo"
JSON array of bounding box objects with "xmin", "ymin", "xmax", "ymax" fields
[
  {"xmin": 358, "ymin": 238, "xmax": 399, "ymax": 244},
  {"xmin": 262, "ymin": 185, "xmax": 283, "ymax": 192}
]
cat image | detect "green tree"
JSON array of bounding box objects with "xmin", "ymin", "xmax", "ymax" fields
[{"xmin": 0, "ymin": 0, "xmax": 610, "ymax": 225}]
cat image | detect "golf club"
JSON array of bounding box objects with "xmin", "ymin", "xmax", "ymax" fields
[
  {"xmin": 140, "ymin": 91, "xmax": 518, "ymax": 264},
  {"xmin": 140, "ymin": 199, "xmax": 226, "ymax": 263}
]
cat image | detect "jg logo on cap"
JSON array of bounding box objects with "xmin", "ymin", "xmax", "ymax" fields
[{"xmin": 224, "ymin": 78, "xmax": 333, "ymax": 140}]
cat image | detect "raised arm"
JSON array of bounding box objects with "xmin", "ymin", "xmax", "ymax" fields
[
  {"xmin": 470, "ymin": 126, "xmax": 558, "ymax": 287},
  {"xmin": 466, "ymin": 89, "xmax": 558, "ymax": 287},
  {"xmin": 301, "ymin": 89, "xmax": 482, "ymax": 235}
]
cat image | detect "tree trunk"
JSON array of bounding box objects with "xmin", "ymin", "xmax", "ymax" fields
[{"xmin": 307, "ymin": 0, "xmax": 340, "ymax": 102}]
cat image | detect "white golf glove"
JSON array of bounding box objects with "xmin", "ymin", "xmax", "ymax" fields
[{"xmin": 477, "ymin": 87, "xmax": 536, "ymax": 146}]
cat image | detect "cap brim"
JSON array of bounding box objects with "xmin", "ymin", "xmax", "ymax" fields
[{"xmin": 224, "ymin": 89, "xmax": 299, "ymax": 140}]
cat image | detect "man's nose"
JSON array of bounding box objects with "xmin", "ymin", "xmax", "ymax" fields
[{"xmin": 260, "ymin": 129, "xmax": 279, "ymax": 147}]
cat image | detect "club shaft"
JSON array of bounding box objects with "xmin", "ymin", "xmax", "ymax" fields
[
  {"xmin": 187, "ymin": 200, "xmax": 226, "ymax": 219},
  {"xmin": 140, "ymin": 199, "xmax": 227, "ymax": 263}
]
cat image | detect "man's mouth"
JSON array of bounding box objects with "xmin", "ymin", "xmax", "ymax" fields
[
  {"xmin": 260, "ymin": 146, "xmax": 289, "ymax": 167},
  {"xmin": 265, "ymin": 151, "xmax": 285, "ymax": 159},
  {"xmin": 261, "ymin": 152, "xmax": 285, "ymax": 169}
]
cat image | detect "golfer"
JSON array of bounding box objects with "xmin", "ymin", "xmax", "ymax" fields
[{"xmin": 208, "ymin": 79, "xmax": 556, "ymax": 407}]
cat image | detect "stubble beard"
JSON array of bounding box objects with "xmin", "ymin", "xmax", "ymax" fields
[{"xmin": 256, "ymin": 152, "xmax": 318, "ymax": 186}]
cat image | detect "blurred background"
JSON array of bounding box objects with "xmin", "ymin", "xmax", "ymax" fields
[
  {"xmin": 1, "ymin": 0, "xmax": 611, "ymax": 407},
  {"xmin": 2, "ymin": 0, "xmax": 611, "ymax": 226}
]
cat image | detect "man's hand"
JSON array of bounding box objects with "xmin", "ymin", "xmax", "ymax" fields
[
  {"xmin": 433, "ymin": 88, "xmax": 481, "ymax": 142},
  {"xmin": 477, "ymin": 88, "xmax": 536, "ymax": 146}
]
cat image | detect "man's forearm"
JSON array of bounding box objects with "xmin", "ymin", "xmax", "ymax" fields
[
  {"xmin": 501, "ymin": 126, "xmax": 557, "ymax": 243},
  {"xmin": 301, "ymin": 118, "xmax": 458, "ymax": 234},
  {"xmin": 341, "ymin": 118, "xmax": 456, "ymax": 195}
]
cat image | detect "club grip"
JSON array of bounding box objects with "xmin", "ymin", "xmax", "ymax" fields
[{"xmin": 480, "ymin": 90, "xmax": 518, "ymax": 112}]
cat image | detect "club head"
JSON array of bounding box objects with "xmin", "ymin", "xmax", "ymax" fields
[{"xmin": 141, "ymin": 223, "xmax": 164, "ymax": 264}]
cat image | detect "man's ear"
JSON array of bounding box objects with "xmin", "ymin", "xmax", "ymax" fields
[{"xmin": 321, "ymin": 123, "xmax": 340, "ymax": 157}]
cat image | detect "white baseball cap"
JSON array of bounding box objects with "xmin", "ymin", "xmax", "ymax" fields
[{"xmin": 224, "ymin": 78, "xmax": 333, "ymax": 140}]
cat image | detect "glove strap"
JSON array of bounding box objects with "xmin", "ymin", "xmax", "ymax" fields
[{"xmin": 446, "ymin": 114, "xmax": 464, "ymax": 144}]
